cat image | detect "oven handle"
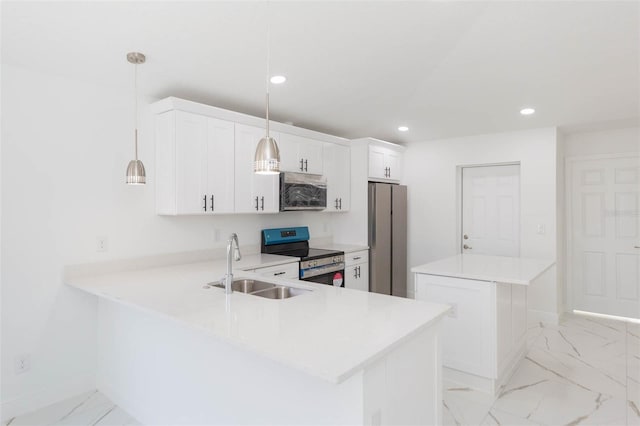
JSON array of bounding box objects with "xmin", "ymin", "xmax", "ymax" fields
[{"xmin": 300, "ymin": 263, "xmax": 345, "ymax": 278}]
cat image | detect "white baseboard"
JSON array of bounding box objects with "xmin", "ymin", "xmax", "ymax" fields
[
  {"xmin": 1, "ymin": 373, "xmax": 95, "ymax": 422},
  {"xmin": 528, "ymin": 308, "xmax": 559, "ymax": 326}
]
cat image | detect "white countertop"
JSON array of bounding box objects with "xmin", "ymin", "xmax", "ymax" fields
[
  {"xmin": 411, "ymin": 254, "xmax": 555, "ymax": 285},
  {"xmin": 314, "ymin": 243, "xmax": 369, "ymax": 254},
  {"xmin": 67, "ymin": 259, "xmax": 449, "ymax": 384}
]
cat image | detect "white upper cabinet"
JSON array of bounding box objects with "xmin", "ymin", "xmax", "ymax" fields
[
  {"xmin": 155, "ymin": 110, "xmax": 234, "ymax": 215},
  {"xmin": 323, "ymin": 143, "xmax": 350, "ymax": 212},
  {"xmin": 234, "ymin": 123, "xmax": 280, "ymax": 213},
  {"xmin": 278, "ymin": 133, "xmax": 324, "ymax": 174},
  {"xmin": 368, "ymin": 145, "xmax": 402, "ymax": 182}
]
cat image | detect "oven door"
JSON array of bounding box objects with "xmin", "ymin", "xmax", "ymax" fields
[
  {"xmin": 280, "ymin": 172, "xmax": 327, "ymax": 211},
  {"xmin": 300, "ymin": 264, "xmax": 345, "ymax": 287}
]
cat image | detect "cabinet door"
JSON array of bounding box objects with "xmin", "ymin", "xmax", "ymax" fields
[
  {"xmin": 175, "ymin": 111, "xmax": 208, "ymax": 214},
  {"xmin": 368, "ymin": 146, "xmax": 387, "ymax": 180},
  {"xmin": 205, "ymin": 118, "xmax": 235, "ymax": 213},
  {"xmin": 234, "ymin": 124, "xmax": 279, "ymax": 213},
  {"xmin": 345, "ymin": 263, "xmax": 369, "ymax": 291},
  {"xmin": 385, "ymin": 150, "xmax": 401, "ymax": 181},
  {"xmin": 279, "ymin": 133, "xmax": 324, "ymax": 174},
  {"xmin": 415, "ymin": 274, "xmax": 495, "ymax": 379},
  {"xmin": 323, "ymin": 144, "xmax": 350, "ymax": 212}
]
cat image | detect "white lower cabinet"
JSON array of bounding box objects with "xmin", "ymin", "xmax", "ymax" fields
[
  {"xmin": 250, "ymin": 262, "xmax": 299, "ymax": 280},
  {"xmin": 414, "ymin": 273, "xmax": 527, "ymax": 395},
  {"xmin": 345, "ymin": 250, "xmax": 369, "ymax": 291}
]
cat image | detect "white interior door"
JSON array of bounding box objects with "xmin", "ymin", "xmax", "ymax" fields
[
  {"xmin": 462, "ymin": 165, "xmax": 520, "ymax": 256},
  {"xmin": 570, "ymin": 155, "xmax": 640, "ymax": 318}
]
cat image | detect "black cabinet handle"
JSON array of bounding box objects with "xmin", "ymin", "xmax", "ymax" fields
[
  {"xmin": 304, "ymin": 159, "xmax": 308, "ymax": 172},
  {"xmin": 210, "ymin": 195, "xmax": 214, "ymax": 212},
  {"xmin": 354, "ymin": 268, "xmax": 358, "ymax": 279},
  {"xmin": 388, "ymin": 168, "xmax": 391, "ymax": 178},
  {"xmin": 255, "ymin": 196, "xmax": 259, "ymax": 211},
  {"xmin": 274, "ymin": 271, "xmax": 286, "ymax": 276},
  {"xmin": 339, "ymin": 198, "xmax": 342, "ymax": 210},
  {"xmin": 300, "ymin": 158, "xmax": 304, "ymax": 171},
  {"xmin": 261, "ymin": 196, "xmax": 265, "ymax": 211},
  {"xmin": 203, "ymin": 195, "xmax": 207, "ymax": 211},
  {"xmin": 353, "ymin": 256, "xmax": 361, "ymax": 261},
  {"xmin": 335, "ymin": 198, "xmax": 339, "ymax": 209}
]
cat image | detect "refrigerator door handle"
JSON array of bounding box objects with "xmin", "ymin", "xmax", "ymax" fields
[{"xmin": 369, "ymin": 184, "xmax": 376, "ymax": 245}]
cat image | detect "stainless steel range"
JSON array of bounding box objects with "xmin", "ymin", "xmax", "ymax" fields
[{"xmin": 261, "ymin": 227, "xmax": 345, "ymax": 287}]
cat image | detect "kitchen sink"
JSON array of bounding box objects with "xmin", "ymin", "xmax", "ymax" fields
[
  {"xmin": 250, "ymin": 286, "xmax": 311, "ymax": 299},
  {"xmin": 207, "ymin": 279, "xmax": 311, "ymax": 299},
  {"xmin": 211, "ymin": 279, "xmax": 276, "ymax": 293}
]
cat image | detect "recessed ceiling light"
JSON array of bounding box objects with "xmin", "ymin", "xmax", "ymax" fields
[
  {"xmin": 520, "ymin": 107, "xmax": 535, "ymax": 116},
  {"xmin": 270, "ymin": 75, "xmax": 286, "ymax": 84},
  {"xmin": 398, "ymin": 126, "xmax": 409, "ymax": 132}
]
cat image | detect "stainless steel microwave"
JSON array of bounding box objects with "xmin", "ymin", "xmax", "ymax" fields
[{"xmin": 279, "ymin": 172, "xmax": 327, "ymax": 211}]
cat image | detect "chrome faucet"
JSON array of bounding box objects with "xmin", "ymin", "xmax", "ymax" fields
[{"xmin": 223, "ymin": 233, "xmax": 242, "ymax": 294}]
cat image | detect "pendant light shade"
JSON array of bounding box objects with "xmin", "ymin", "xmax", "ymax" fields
[
  {"xmin": 126, "ymin": 52, "xmax": 146, "ymax": 185},
  {"xmin": 254, "ymin": 7, "xmax": 281, "ymax": 175},
  {"xmin": 254, "ymin": 136, "xmax": 280, "ymax": 174}
]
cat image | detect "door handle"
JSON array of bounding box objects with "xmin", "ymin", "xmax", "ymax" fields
[
  {"xmin": 203, "ymin": 195, "xmax": 207, "ymax": 212},
  {"xmin": 255, "ymin": 196, "xmax": 259, "ymax": 211},
  {"xmin": 260, "ymin": 196, "xmax": 265, "ymax": 211},
  {"xmin": 463, "ymin": 244, "xmax": 472, "ymax": 250},
  {"xmin": 463, "ymin": 234, "xmax": 469, "ymax": 240},
  {"xmin": 210, "ymin": 195, "xmax": 214, "ymax": 212}
]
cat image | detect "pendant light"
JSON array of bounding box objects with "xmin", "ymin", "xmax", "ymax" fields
[
  {"xmin": 254, "ymin": 7, "xmax": 280, "ymax": 175},
  {"xmin": 125, "ymin": 52, "xmax": 146, "ymax": 185}
]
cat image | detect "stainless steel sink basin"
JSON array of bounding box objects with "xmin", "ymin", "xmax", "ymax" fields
[
  {"xmin": 207, "ymin": 279, "xmax": 310, "ymax": 299},
  {"xmin": 250, "ymin": 286, "xmax": 312, "ymax": 299},
  {"xmin": 210, "ymin": 279, "xmax": 275, "ymax": 293}
]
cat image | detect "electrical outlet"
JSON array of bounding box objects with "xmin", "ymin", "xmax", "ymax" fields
[
  {"xmin": 371, "ymin": 410, "xmax": 381, "ymax": 426},
  {"xmin": 536, "ymin": 224, "xmax": 546, "ymax": 235},
  {"xmin": 448, "ymin": 303, "xmax": 458, "ymax": 318},
  {"xmin": 96, "ymin": 236, "xmax": 108, "ymax": 252},
  {"xmin": 15, "ymin": 354, "xmax": 30, "ymax": 374}
]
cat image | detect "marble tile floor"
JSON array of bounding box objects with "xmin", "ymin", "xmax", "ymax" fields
[
  {"xmin": 444, "ymin": 313, "xmax": 640, "ymax": 426},
  {"xmin": 4, "ymin": 313, "xmax": 638, "ymax": 426},
  {"xmin": 2, "ymin": 391, "xmax": 140, "ymax": 426}
]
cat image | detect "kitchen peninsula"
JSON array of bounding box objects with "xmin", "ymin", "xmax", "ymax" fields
[
  {"xmin": 67, "ymin": 255, "xmax": 449, "ymax": 425},
  {"xmin": 412, "ymin": 254, "xmax": 555, "ymax": 395}
]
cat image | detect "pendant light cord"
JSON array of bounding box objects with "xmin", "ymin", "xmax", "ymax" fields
[
  {"xmin": 265, "ymin": 1, "xmax": 270, "ymax": 138},
  {"xmin": 134, "ymin": 61, "xmax": 139, "ymax": 161}
]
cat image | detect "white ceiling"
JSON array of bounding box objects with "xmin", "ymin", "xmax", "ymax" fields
[{"xmin": 3, "ymin": 1, "xmax": 639, "ymax": 143}]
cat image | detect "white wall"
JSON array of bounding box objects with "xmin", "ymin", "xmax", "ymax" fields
[
  {"xmin": 0, "ymin": 64, "xmax": 333, "ymax": 419},
  {"xmin": 404, "ymin": 128, "xmax": 559, "ymax": 321},
  {"xmin": 564, "ymin": 126, "xmax": 640, "ymax": 158}
]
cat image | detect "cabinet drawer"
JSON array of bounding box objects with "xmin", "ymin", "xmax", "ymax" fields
[
  {"xmin": 345, "ymin": 250, "xmax": 368, "ymax": 266},
  {"xmin": 253, "ymin": 262, "xmax": 299, "ymax": 279}
]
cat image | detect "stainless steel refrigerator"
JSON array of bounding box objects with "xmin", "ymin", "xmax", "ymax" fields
[{"xmin": 368, "ymin": 182, "xmax": 407, "ymax": 297}]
